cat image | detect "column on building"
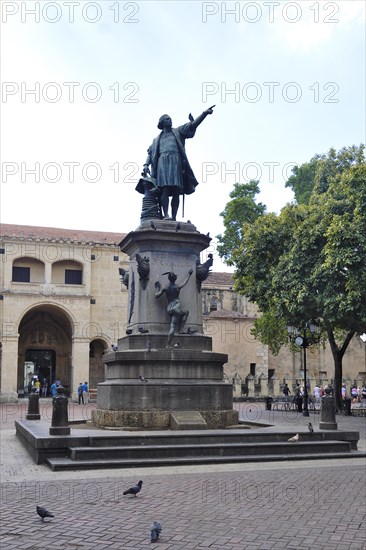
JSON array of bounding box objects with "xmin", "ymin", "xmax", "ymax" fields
[
  {"xmin": 0, "ymin": 336, "xmax": 19, "ymax": 402},
  {"xmin": 71, "ymin": 338, "xmax": 91, "ymax": 402}
]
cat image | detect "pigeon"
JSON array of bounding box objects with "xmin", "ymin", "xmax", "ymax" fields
[
  {"xmin": 187, "ymin": 327, "xmax": 198, "ymax": 335},
  {"xmin": 138, "ymin": 327, "xmax": 149, "ymax": 334},
  {"xmin": 175, "ymin": 222, "xmax": 181, "ymax": 232},
  {"xmin": 139, "ymin": 375, "xmax": 148, "ymax": 383},
  {"xmin": 288, "ymin": 433, "xmax": 300, "ymax": 442},
  {"xmin": 150, "ymin": 221, "xmax": 157, "ymax": 230},
  {"xmin": 112, "ymin": 344, "xmax": 118, "ymax": 352},
  {"xmin": 188, "ymin": 113, "xmax": 194, "ymax": 122},
  {"xmin": 36, "ymin": 506, "xmax": 54, "ymax": 522},
  {"xmin": 123, "ymin": 480, "xmax": 143, "ymax": 497},
  {"xmin": 150, "ymin": 521, "xmax": 162, "ymax": 543},
  {"xmin": 308, "ymin": 422, "xmax": 314, "ymax": 433},
  {"xmin": 126, "ymin": 329, "xmax": 133, "ymax": 335}
]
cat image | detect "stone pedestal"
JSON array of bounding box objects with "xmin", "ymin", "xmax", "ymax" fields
[
  {"xmin": 319, "ymin": 394, "xmax": 337, "ymax": 430},
  {"xmin": 92, "ymin": 220, "xmax": 238, "ymax": 429}
]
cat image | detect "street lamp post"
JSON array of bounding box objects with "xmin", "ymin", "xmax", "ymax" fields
[{"xmin": 287, "ymin": 321, "xmax": 321, "ymax": 417}]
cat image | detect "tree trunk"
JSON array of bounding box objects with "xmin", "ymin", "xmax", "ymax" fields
[{"xmin": 327, "ymin": 329, "xmax": 355, "ymax": 413}]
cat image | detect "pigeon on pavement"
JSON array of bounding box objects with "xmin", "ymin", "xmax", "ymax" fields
[
  {"xmin": 288, "ymin": 433, "xmax": 300, "ymax": 442},
  {"xmin": 308, "ymin": 422, "xmax": 314, "ymax": 432},
  {"xmin": 123, "ymin": 480, "xmax": 143, "ymax": 497},
  {"xmin": 139, "ymin": 375, "xmax": 148, "ymax": 383},
  {"xmin": 150, "ymin": 521, "xmax": 162, "ymax": 543},
  {"xmin": 36, "ymin": 506, "xmax": 54, "ymax": 522}
]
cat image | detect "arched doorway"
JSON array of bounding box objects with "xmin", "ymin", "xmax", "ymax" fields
[
  {"xmin": 18, "ymin": 306, "xmax": 73, "ymax": 396},
  {"xmin": 89, "ymin": 339, "xmax": 108, "ymax": 390}
]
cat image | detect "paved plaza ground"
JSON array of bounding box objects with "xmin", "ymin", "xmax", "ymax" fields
[{"xmin": 1, "ymin": 402, "xmax": 365, "ymax": 549}]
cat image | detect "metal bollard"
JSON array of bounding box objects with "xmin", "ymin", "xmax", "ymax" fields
[
  {"xmin": 49, "ymin": 386, "xmax": 70, "ymax": 435},
  {"xmin": 26, "ymin": 388, "xmax": 41, "ymax": 420},
  {"xmin": 319, "ymin": 387, "xmax": 337, "ymax": 430}
]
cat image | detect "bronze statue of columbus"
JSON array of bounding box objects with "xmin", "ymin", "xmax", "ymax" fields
[{"xmin": 141, "ymin": 106, "xmax": 215, "ymax": 221}]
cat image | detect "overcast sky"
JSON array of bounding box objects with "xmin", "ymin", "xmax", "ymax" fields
[{"xmin": 1, "ymin": 0, "xmax": 365, "ymax": 271}]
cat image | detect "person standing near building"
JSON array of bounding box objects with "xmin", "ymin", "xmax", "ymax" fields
[
  {"xmin": 41, "ymin": 378, "xmax": 48, "ymax": 397},
  {"xmin": 341, "ymin": 384, "xmax": 347, "ymax": 399},
  {"xmin": 283, "ymin": 383, "xmax": 291, "ymax": 401},
  {"xmin": 34, "ymin": 377, "xmax": 41, "ymax": 394},
  {"xmin": 82, "ymin": 381, "xmax": 89, "ymax": 404},
  {"xmin": 361, "ymin": 385, "xmax": 366, "ymax": 404},
  {"xmin": 77, "ymin": 383, "xmax": 84, "ymax": 405},
  {"xmin": 51, "ymin": 380, "xmax": 58, "ymax": 398},
  {"xmin": 351, "ymin": 385, "xmax": 358, "ymax": 404}
]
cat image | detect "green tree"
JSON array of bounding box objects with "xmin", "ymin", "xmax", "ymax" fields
[
  {"xmin": 230, "ymin": 163, "xmax": 366, "ymax": 412},
  {"xmin": 285, "ymin": 144, "xmax": 365, "ymax": 205},
  {"xmin": 216, "ymin": 181, "xmax": 266, "ymax": 266}
]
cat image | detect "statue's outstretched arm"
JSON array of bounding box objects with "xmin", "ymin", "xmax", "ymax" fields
[
  {"xmin": 189, "ymin": 105, "xmax": 215, "ymax": 130},
  {"xmin": 177, "ymin": 268, "xmax": 193, "ymax": 290}
]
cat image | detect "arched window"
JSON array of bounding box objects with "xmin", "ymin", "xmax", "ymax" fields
[
  {"xmin": 12, "ymin": 258, "xmax": 45, "ymax": 283},
  {"xmin": 52, "ymin": 260, "xmax": 83, "ymax": 285}
]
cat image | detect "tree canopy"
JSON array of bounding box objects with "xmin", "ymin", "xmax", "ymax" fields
[
  {"xmin": 216, "ymin": 180, "xmax": 266, "ymax": 266},
  {"xmin": 219, "ymin": 146, "xmax": 366, "ymax": 411},
  {"xmin": 285, "ymin": 144, "xmax": 365, "ymax": 205}
]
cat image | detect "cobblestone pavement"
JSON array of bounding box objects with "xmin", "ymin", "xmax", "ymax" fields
[{"xmin": 1, "ymin": 402, "xmax": 365, "ymax": 549}]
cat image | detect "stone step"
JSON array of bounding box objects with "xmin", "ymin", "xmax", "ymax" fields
[
  {"xmin": 69, "ymin": 440, "xmax": 351, "ymax": 461},
  {"xmin": 46, "ymin": 449, "xmax": 366, "ymax": 471},
  {"xmin": 86, "ymin": 431, "xmax": 357, "ymax": 447}
]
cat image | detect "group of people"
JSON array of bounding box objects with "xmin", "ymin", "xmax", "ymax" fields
[
  {"xmin": 282, "ymin": 382, "xmax": 366, "ymax": 410},
  {"xmin": 77, "ymin": 381, "xmax": 89, "ymax": 405},
  {"xmin": 28, "ymin": 376, "xmax": 90, "ymax": 402},
  {"xmin": 28, "ymin": 376, "xmax": 49, "ymax": 397},
  {"xmin": 343, "ymin": 383, "xmax": 366, "ymax": 404}
]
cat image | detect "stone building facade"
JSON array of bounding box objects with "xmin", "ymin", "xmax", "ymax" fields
[{"xmin": 0, "ymin": 224, "xmax": 365, "ymax": 402}]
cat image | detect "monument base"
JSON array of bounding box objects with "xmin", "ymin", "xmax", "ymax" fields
[
  {"xmin": 319, "ymin": 421, "xmax": 338, "ymax": 430},
  {"xmin": 49, "ymin": 426, "xmax": 70, "ymax": 436},
  {"xmin": 26, "ymin": 413, "xmax": 41, "ymax": 420},
  {"xmin": 91, "ymin": 408, "xmax": 239, "ymax": 430}
]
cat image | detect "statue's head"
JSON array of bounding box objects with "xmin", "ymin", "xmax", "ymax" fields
[
  {"xmin": 158, "ymin": 114, "xmax": 172, "ymax": 130},
  {"xmin": 162, "ymin": 271, "xmax": 177, "ymax": 282}
]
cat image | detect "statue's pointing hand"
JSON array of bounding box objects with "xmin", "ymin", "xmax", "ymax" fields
[{"xmin": 204, "ymin": 105, "xmax": 215, "ymax": 115}]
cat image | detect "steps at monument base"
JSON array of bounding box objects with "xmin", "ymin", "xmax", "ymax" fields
[
  {"xmin": 46, "ymin": 446, "xmax": 365, "ymax": 471},
  {"xmin": 68, "ymin": 440, "xmax": 351, "ymax": 461},
  {"xmin": 85, "ymin": 430, "xmax": 357, "ymax": 447}
]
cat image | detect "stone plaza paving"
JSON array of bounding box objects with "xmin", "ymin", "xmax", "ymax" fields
[{"xmin": 1, "ymin": 403, "xmax": 365, "ymax": 550}]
